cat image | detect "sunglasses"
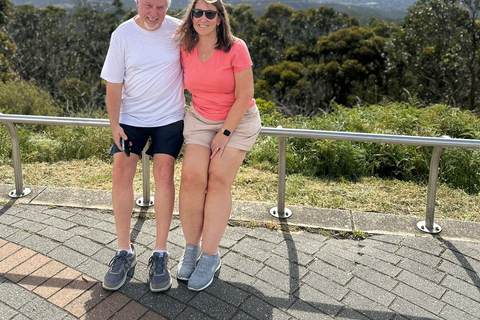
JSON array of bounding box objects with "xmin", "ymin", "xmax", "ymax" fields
[{"xmin": 192, "ymin": 9, "xmax": 218, "ymax": 20}]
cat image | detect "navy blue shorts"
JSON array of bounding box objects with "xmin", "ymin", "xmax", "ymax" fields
[{"xmin": 108, "ymin": 120, "xmax": 184, "ymax": 158}]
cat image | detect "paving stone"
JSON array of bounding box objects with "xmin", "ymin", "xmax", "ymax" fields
[
  {"xmin": 19, "ymin": 234, "xmax": 59, "ymax": 255},
  {"xmin": 0, "ymin": 247, "xmax": 36, "ymax": 275},
  {"xmin": 256, "ymin": 266, "xmax": 298, "ymax": 294},
  {"xmin": 357, "ymin": 255, "xmax": 402, "ymax": 278},
  {"xmin": 233, "ymin": 237, "xmax": 273, "ymax": 263},
  {"xmin": 38, "ymin": 226, "xmax": 74, "ymax": 243},
  {"xmin": 231, "ymin": 311, "xmax": 256, "ymax": 320},
  {"xmin": 442, "ymin": 239, "xmax": 480, "ymax": 261},
  {"xmin": 117, "ymin": 277, "xmax": 150, "ymax": 302},
  {"xmin": 4, "ymin": 253, "xmax": 51, "ymax": 283},
  {"xmin": 342, "ymin": 291, "xmax": 394, "ymax": 320},
  {"xmin": 250, "ymin": 279, "xmax": 296, "ymax": 310},
  {"xmin": 368, "ymin": 234, "xmax": 404, "ymax": 246},
  {"xmin": 110, "ymin": 300, "xmax": 149, "ymax": 320},
  {"xmin": 293, "ymin": 284, "xmax": 342, "ymax": 317},
  {"xmin": 392, "ymin": 283, "xmax": 445, "ymax": 315},
  {"xmin": 81, "ymin": 291, "xmax": 130, "ymax": 320},
  {"xmin": 335, "ymin": 307, "xmax": 370, "ymax": 320},
  {"xmin": 132, "ymin": 232, "xmax": 156, "ymax": 247},
  {"xmin": 43, "ymin": 208, "xmax": 77, "ymax": 220},
  {"xmin": 361, "ymin": 238, "xmax": 403, "ymax": 253},
  {"xmin": 17, "ymin": 260, "xmax": 66, "ymax": 291},
  {"xmin": 400, "ymin": 237, "xmax": 444, "ymax": 256},
  {"xmin": 358, "ymin": 246, "xmax": 402, "ymax": 265},
  {"xmin": 16, "ymin": 210, "xmax": 51, "ymax": 223},
  {"xmin": 352, "ymin": 264, "xmax": 398, "ymax": 291},
  {"xmin": 441, "ymin": 275, "xmax": 480, "ymax": 303},
  {"xmin": 441, "ymin": 290, "xmax": 480, "ymax": 318},
  {"xmin": 346, "ymin": 277, "xmax": 395, "ymax": 307},
  {"xmin": 396, "ymin": 246, "xmax": 442, "ymax": 268},
  {"xmin": 80, "ymin": 209, "xmax": 113, "ymax": 222},
  {"xmin": 272, "ymin": 244, "xmax": 314, "ymax": 266},
  {"xmin": 263, "ymin": 254, "xmax": 308, "ymax": 279},
  {"xmin": 42, "ymin": 216, "xmax": 77, "ymax": 230},
  {"xmin": 0, "ymin": 280, "xmax": 38, "ymax": 309},
  {"xmin": 19, "ymin": 296, "xmax": 69, "ymax": 320},
  {"xmin": 439, "ymin": 304, "xmax": 480, "ymax": 320},
  {"xmin": 64, "ymin": 235, "xmax": 102, "ymax": 256},
  {"xmin": 139, "ymin": 291, "xmax": 186, "ymax": 319},
  {"xmin": 0, "ymin": 242, "xmax": 21, "ymax": 261},
  {"xmin": 11, "ymin": 220, "xmax": 46, "ymax": 233},
  {"xmin": 189, "ymin": 292, "xmax": 237, "ymax": 320},
  {"xmin": 287, "ymin": 299, "xmax": 334, "ymax": 320},
  {"xmin": 92, "ymin": 247, "xmax": 116, "ymax": 265},
  {"xmin": 440, "ymin": 248, "xmax": 480, "ymax": 273},
  {"xmin": 94, "ymin": 221, "xmax": 117, "ymax": 234},
  {"xmin": 282, "ymin": 234, "xmax": 325, "ymax": 255},
  {"xmin": 397, "ymin": 257, "xmax": 446, "ymax": 284},
  {"xmin": 83, "ymin": 229, "xmax": 117, "ymax": 245},
  {"xmin": 77, "ymin": 258, "xmax": 109, "ymax": 282},
  {"xmin": 223, "ymin": 227, "xmax": 248, "ymax": 242},
  {"xmin": 33, "ymin": 267, "xmax": 81, "ymax": 299},
  {"xmin": 223, "ymin": 251, "xmax": 264, "ymax": 277},
  {"xmin": 396, "ymin": 270, "xmax": 446, "ymax": 299},
  {"xmin": 302, "ymin": 272, "xmax": 348, "ymax": 301},
  {"xmin": 246, "ymin": 228, "xmax": 284, "ymax": 244},
  {"xmin": 6, "ymin": 230, "xmax": 32, "ymax": 244},
  {"xmin": 438, "ymin": 260, "xmax": 480, "ymax": 287},
  {"xmin": 389, "ymin": 297, "xmax": 441, "ymax": 320},
  {"xmin": 240, "ymin": 295, "xmax": 291, "ymax": 320},
  {"xmin": 0, "ymin": 214, "xmax": 21, "ymax": 225},
  {"xmin": 0, "ymin": 224, "xmax": 17, "ymax": 238},
  {"xmin": 219, "ymin": 237, "xmax": 238, "ymax": 249},
  {"xmin": 217, "ymin": 265, "xmax": 256, "ymax": 291},
  {"xmin": 69, "ymin": 226, "xmax": 91, "ymax": 236},
  {"xmin": 0, "ymin": 305, "xmax": 18, "ymax": 320},
  {"xmin": 48, "ymin": 246, "xmax": 88, "ymax": 268},
  {"xmin": 308, "ymin": 260, "xmax": 353, "ymax": 286},
  {"xmin": 314, "ymin": 248, "xmax": 356, "ymax": 272},
  {"xmin": 48, "ymin": 274, "xmax": 97, "ymax": 308},
  {"xmin": 202, "ymin": 279, "xmax": 249, "ymax": 307},
  {"xmin": 139, "ymin": 310, "xmax": 168, "ymax": 320},
  {"xmin": 67, "ymin": 214, "xmax": 103, "ymax": 228},
  {"xmin": 64, "ymin": 283, "xmax": 112, "ymax": 318},
  {"xmin": 162, "ymin": 277, "xmax": 197, "ymax": 304},
  {"xmin": 317, "ymin": 242, "xmax": 362, "ymax": 263}
]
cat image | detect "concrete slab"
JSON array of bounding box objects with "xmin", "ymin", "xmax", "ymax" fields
[
  {"xmin": 0, "ymin": 184, "xmax": 46, "ymax": 205},
  {"xmin": 30, "ymin": 186, "xmax": 113, "ymax": 210}
]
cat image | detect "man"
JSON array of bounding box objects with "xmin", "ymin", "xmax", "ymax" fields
[{"xmin": 100, "ymin": 0, "xmax": 184, "ymax": 292}]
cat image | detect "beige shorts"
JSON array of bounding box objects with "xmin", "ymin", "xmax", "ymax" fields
[{"xmin": 183, "ymin": 105, "xmax": 262, "ymax": 151}]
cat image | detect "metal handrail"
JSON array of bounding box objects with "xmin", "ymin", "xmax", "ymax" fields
[{"xmin": 2, "ymin": 113, "xmax": 480, "ymax": 234}]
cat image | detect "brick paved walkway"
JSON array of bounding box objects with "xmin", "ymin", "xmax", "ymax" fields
[{"xmin": 0, "ymin": 202, "xmax": 479, "ymax": 319}]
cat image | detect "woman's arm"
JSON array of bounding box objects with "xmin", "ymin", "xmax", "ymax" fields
[{"xmin": 210, "ymin": 66, "xmax": 254, "ymax": 159}]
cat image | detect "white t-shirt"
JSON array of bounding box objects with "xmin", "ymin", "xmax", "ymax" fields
[{"xmin": 101, "ymin": 16, "xmax": 185, "ymax": 127}]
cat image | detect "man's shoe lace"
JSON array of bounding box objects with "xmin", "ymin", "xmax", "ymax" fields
[
  {"xmin": 108, "ymin": 253, "xmax": 129, "ymax": 273},
  {"xmin": 148, "ymin": 254, "xmax": 166, "ymax": 275}
]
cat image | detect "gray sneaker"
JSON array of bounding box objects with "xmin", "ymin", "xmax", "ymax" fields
[
  {"xmin": 148, "ymin": 252, "xmax": 172, "ymax": 292},
  {"xmin": 103, "ymin": 245, "xmax": 136, "ymax": 291},
  {"xmin": 177, "ymin": 244, "xmax": 201, "ymax": 281},
  {"xmin": 188, "ymin": 252, "xmax": 221, "ymax": 291}
]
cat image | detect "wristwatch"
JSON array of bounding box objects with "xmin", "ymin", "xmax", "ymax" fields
[{"xmin": 222, "ymin": 128, "xmax": 232, "ymax": 137}]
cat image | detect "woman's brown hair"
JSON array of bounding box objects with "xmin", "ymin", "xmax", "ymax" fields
[{"xmin": 175, "ymin": 0, "xmax": 235, "ymax": 53}]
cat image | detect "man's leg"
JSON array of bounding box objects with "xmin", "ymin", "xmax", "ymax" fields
[
  {"xmin": 103, "ymin": 152, "xmax": 138, "ymax": 291},
  {"xmin": 112, "ymin": 152, "xmax": 139, "ymax": 250},
  {"xmin": 152, "ymin": 154, "xmax": 176, "ymax": 250}
]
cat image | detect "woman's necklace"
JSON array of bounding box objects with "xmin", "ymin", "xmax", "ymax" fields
[{"xmin": 199, "ymin": 40, "xmax": 216, "ymax": 60}]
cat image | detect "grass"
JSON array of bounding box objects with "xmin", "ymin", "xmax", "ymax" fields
[{"xmin": 1, "ymin": 158, "xmax": 479, "ymax": 223}]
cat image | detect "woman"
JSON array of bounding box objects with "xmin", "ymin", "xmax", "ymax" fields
[{"xmin": 175, "ymin": 0, "xmax": 261, "ymax": 291}]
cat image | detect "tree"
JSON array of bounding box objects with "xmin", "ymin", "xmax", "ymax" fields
[{"xmin": 400, "ymin": 0, "xmax": 480, "ymax": 110}]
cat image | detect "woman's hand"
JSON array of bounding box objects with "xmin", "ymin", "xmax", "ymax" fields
[{"xmin": 210, "ymin": 131, "xmax": 230, "ymax": 159}]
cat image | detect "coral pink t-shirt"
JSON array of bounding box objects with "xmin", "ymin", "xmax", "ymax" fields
[{"xmin": 181, "ymin": 39, "xmax": 256, "ymax": 121}]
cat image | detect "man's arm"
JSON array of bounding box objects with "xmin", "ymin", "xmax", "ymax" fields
[{"xmin": 106, "ymin": 81, "xmax": 126, "ymax": 149}]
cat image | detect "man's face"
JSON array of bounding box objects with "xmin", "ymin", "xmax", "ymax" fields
[{"xmin": 136, "ymin": 0, "xmax": 168, "ymax": 31}]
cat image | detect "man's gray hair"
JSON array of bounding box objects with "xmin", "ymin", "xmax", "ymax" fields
[{"xmin": 136, "ymin": 0, "xmax": 171, "ymax": 8}]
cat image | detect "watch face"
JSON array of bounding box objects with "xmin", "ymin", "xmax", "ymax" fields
[{"xmin": 223, "ymin": 129, "xmax": 231, "ymax": 137}]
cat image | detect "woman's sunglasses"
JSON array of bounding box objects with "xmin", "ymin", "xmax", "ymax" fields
[{"xmin": 192, "ymin": 9, "xmax": 218, "ymax": 20}]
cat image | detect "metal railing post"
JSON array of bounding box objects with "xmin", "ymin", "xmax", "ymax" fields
[
  {"xmin": 270, "ymin": 126, "xmax": 292, "ymax": 218},
  {"xmin": 417, "ymin": 137, "xmax": 450, "ymax": 233},
  {"xmin": 2, "ymin": 120, "xmax": 31, "ymax": 198},
  {"xmin": 136, "ymin": 142, "xmax": 154, "ymax": 207}
]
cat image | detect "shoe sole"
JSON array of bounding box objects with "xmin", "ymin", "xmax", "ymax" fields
[
  {"xmin": 150, "ymin": 277, "xmax": 172, "ymax": 292},
  {"xmin": 188, "ymin": 260, "xmax": 222, "ymax": 291},
  {"xmin": 102, "ymin": 261, "xmax": 137, "ymax": 291}
]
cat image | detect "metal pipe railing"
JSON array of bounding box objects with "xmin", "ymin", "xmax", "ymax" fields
[{"xmin": 2, "ymin": 114, "xmax": 480, "ymax": 234}]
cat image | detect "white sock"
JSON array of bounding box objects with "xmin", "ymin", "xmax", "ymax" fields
[
  {"xmin": 117, "ymin": 249, "xmax": 133, "ymax": 254},
  {"xmin": 153, "ymin": 250, "xmax": 167, "ymax": 255}
]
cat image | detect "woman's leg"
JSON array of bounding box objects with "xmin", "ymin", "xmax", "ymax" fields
[
  {"xmin": 201, "ymin": 147, "xmax": 247, "ymax": 255},
  {"xmin": 178, "ymin": 144, "xmax": 211, "ymax": 245}
]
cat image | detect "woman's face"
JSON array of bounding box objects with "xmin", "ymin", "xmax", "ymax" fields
[{"xmin": 192, "ymin": 0, "xmax": 221, "ymax": 38}]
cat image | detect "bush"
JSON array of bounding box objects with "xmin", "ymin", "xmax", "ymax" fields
[{"xmin": 250, "ymin": 100, "xmax": 480, "ymax": 193}]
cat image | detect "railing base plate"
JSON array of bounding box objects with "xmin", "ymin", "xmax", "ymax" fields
[
  {"xmin": 417, "ymin": 221, "xmax": 442, "ymax": 234},
  {"xmin": 8, "ymin": 188, "xmax": 31, "ymax": 198},
  {"xmin": 270, "ymin": 207, "xmax": 292, "ymax": 219},
  {"xmin": 136, "ymin": 197, "xmax": 154, "ymax": 207}
]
